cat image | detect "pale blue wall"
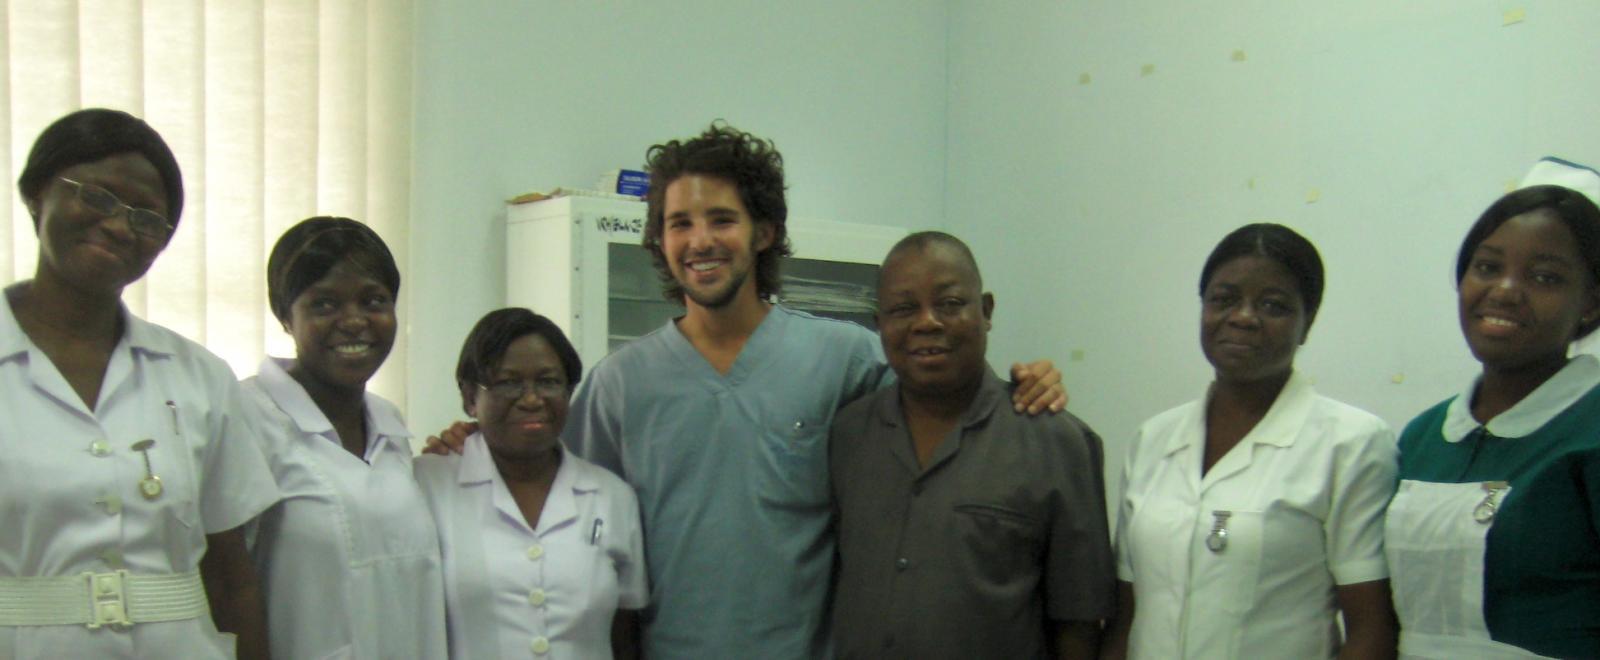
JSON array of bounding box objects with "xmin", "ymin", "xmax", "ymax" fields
[
  {"xmin": 944, "ymin": 1, "xmax": 1600, "ymax": 482},
  {"xmin": 407, "ymin": 1, "xmax": 949, "ymax": 432},
  {"xmin": 408, "ymin": 1, "xmax": 1600, "ymax": 467}
]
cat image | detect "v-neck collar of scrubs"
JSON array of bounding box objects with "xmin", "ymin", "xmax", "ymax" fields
[
  {"xmin": 1442, "ymin": 353, "xmax": 1600, "ymax": 442},
  {"xmin": 660, "ymin": 304, "xmax": 785, "ymax": 390},
  {"xmin": 254, "ymin": 356, "xmax": 411, "ymax": 462},
  {"xmin": 1165, "ymin": 370, "xmax": 1316, "ymax": 490},
  {"xmin": 459, "ymin": 433, "xmax": 597, "ymax": 537},
  {"xmin": 874, "ymin": 368, "xmax": 1008, "ymax": 478},
  {"xmin": 1, "ymin": 287, "xmax": 173, "ymax": 416}
]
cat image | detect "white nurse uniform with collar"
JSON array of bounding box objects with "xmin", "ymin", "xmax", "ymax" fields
[
  {"xmin": 241, "ymin": 357, "xmax": 446, "ymax": 660},
  {"xmin": 1115, "ymin": 372, "xmax": 1397, "ymax": 659},
  {"xmin": 0, "ymin": 300, "xmax": 279, "ymax": 658},
  {"xmin": 415, "ymin": 434, "xmax": 647, "ymax": 660}
]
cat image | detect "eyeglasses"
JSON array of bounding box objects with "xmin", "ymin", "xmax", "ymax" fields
[
  {"xmin": 479, "ymin": 377, "xmax": 567, "ymax": 402},
  {"xmin": 58, "ymin": 177, "xmax": 173, "ymax": 241}
]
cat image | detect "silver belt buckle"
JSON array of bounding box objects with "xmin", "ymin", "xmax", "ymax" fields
[{"xmin": 85, "ymin": 570, "xmax": 132, "ymax": 631}]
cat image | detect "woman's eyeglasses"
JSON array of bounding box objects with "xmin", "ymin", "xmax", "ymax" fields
[
  {"xmin": 479, "ymin": 377, "xmax": 567, "ymax": 402},
  {"xmin": 58, "ymin": 177, "xmax": 173, "ymax": 241}
]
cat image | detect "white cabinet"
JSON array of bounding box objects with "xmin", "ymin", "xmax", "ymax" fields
[{"xmin": 506, "ymin": 196, "xmax": 906, "ymax": 375}]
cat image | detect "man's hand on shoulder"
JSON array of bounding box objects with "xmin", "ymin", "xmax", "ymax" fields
[
  {"xmin": 1011, "ymin": 359, "xmax": 1067, "ymax": 415},
  {"xmin": 421, "ymin": 421, "xmax": 478, "ymax": 455}
]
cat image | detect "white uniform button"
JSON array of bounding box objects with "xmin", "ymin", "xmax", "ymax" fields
[
  {"xmin": 526, "ymin": 544, "xmax": 544, "ymax": 560},
  {"xmin": 528, "ymin": 589, "xmax": 546, "ymax": 606},
  {"xmin": 530, "ymin": 636, "xmax": 550, "ymax": 654},
  {"xmin": 895, "ymin": 557, "xmax": 910, "ymax": 571},
  {"xmin": 90, "ymin": 440, "xmax": 111, "ymax": 456}
]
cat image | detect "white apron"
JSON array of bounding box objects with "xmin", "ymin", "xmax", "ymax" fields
[{"xmin": 1385, "ymin": 480, "xmax": 1552, "ymax": 660}]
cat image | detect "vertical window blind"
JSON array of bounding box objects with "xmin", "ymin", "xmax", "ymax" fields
[{"xmin": 1, "ymin": 0, "xmax": 414, "ymax": 408}]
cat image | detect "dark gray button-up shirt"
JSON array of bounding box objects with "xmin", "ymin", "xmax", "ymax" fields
[{"xmin": 829, "ymin": 368, "xmax": 1114, "ymax": 659}]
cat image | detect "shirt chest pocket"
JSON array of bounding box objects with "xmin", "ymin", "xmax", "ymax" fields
[
  {"xmin": 756, "ymin": 414, "xmax": 830, "ymax": 509},
  {"xmin": 346, "ymin": 453, "xmax": 440, "ymax": 560},
  {"xmin": 1127, "ymin": 499, "xmax": 1264, "ymax": 616},
  {"xmin": 542, "ymin": 518, "xmax": 623, "ymax": 623},
  {"xmin": 124, "ymin": 415, "xmax": 206, "ymax": 533},
  {"xmin": 1193, "ymin": 509, "xmax": 1265, "ymax": 616},
  {"xmin": 768, "ymin": 414, "xmax": 827, "ymax": 457},
  {"xmin": 952, "ymin": 503, "xmax": 1045, "ymax": 585},
  {"xmin": 123, "ymin": 421, "xmax": 210, "ymax": 568}
]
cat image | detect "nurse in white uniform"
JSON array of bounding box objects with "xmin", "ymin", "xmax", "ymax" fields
[
  {"xmin": 1103, "ymin": 224, "xmax": 1399, "ymax": 660},
  {"xmin": 0, "ymin": 108, "xmax": 279, "ymax": 658},
  {"xmin": 415, "ymin": 308, "xmax": 647, "ymax": 660},
  {"xmin": 241, "ymin": 217, "xmax": 446, "ymax": 659}
]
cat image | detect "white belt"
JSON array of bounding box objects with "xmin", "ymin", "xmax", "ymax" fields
[{"xmin": 0, "ymin": 570, "xmax": 209, "ymax": 629}]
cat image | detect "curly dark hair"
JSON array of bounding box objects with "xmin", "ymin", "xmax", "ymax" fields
[{"xmin": 642, "ymin": 121, "xmax": 793, "ymax": 303}]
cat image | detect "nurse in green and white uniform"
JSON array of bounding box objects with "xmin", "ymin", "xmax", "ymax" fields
[{"xmin": 1386, "ymin": 157, "xmax": 1600, "ymax": 659}]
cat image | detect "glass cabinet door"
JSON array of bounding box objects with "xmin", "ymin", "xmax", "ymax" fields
[
  {"xmin": 776, "ymin": 258, "xmax": 879, "ymax": 329},
  {"xmin": 605, "ymin": 243, "xmax": 881, "ymax": 353},
  {"xmin": 605, "ymin": 243, "xmax": 679, "ymax": 353}
]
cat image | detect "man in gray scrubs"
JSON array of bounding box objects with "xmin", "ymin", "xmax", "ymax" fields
[
  {"xmin": 562, "ymin": 124, "xmax": 1067, "ymax": 659},
  {"xmin": 829, "ymin": 231, "xmax": 1113, "ymax": 659}
]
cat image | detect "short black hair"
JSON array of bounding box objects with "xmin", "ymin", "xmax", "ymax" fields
[
  {"xmin": 1200, "ymin": 223, "xmax": 1325, "ymax": 328},
  {"xmin": 1456, "ymin": 184, "xmax": 1600, "ymax": 338},
  {"xmin": 18, "ymin": 108, "xmax": 185, "ymax": 228},
  {"xmin": 266, "ymin": 217, "xmax": 401, "ymax": 324},
  {"xmin": 455, "ymin": 308, "xmax": 583, "ymax": 414},
  {"xmin": 881, "ymin": 230, "xmax": 984, "ymax": 291},
  {"xmin": 642, "ymin": 121, "xmax": 793, "ymax": 302}
]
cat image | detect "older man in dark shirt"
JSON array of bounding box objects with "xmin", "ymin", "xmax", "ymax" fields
[{"xmin": 829, "ymin": 231, "xmax": 1114, "ymax": 659}]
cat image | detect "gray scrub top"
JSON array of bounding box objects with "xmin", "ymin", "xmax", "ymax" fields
[{"xmin": 564, "ymin": 305, "xmax": 888, "ymax": 660}]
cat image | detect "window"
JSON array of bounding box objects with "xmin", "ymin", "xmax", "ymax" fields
[{"xmin": 2, "ymin": 1, "xmax": 414, "ymax": 406}]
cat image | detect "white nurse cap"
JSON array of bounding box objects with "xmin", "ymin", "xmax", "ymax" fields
[{"xmin": 1518, "ymin": 156, "xmax": 1600, "ymax": 207}]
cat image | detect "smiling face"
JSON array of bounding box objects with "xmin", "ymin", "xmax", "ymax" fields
[
  {"xmin": 27, "ymin": 152, "xmax": 170, "ymax": 294},
  {"xmin": 469, "ymin": 333, "xmax": 571, "ymax": 461},
  {"xmin": 1200, "ymin": 255, "xmax": 1309, "ymax": 384},
  {"xmin": 659, "ymin": 174, "xmax": 773, "ymax": 310},
  {"xmin": 877, "ymin": 243, "xmax": 994, "ymax": 400},
  {"xmin": 1458, "ymin": 210, "xmax": 1600, "ymax": 373},
  {"xmin": 284, "ymin": 258, "xmax": 397, "ymax": 392}
]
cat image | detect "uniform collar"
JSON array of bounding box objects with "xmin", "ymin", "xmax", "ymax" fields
[
  {"xmin": 461, "ymin": 435, "xmax": 597, "ymax": 536},
  {"xmin": 1161, "ymin": 370, "xmax": 1316, "ymax": 458},
  {"xmin": 1442, "ymin": 353, "xmax": 1600, "ymax": 442},
  {"xmin": 874, "ymin": 367, "xmax": 1008, "ymax": 476},
  {"xmin": 255, "ymin": 356, "xmax": 412, "ymax": 456},
  {"xmin": 459, "ymin": 434, "xmax": 598, "ymax": 491},
  {"xmin": 120, "ymin": 307, "xmax": 174, "ymax": 355},
  {"xmin": 662, "ymin": 303, "xmax": 788, "ymax": 388},
  {"xmin": 0, "ymin": 290, "xmax": 172, "ymax": 361},
  {"xmin": 874, "ymin": 366, "xmax": 1009, "ymax": 430}
]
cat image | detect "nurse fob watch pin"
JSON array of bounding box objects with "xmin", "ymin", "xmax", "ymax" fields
[
  {"xmin": 131, "ymin": 439, "xmax": 163, "ymax": 500},
  {"xmin": 1473, "ymin": 481, "xmax": 1509, "ymax": 524},
  {"xmin": 1206, "ymin": 510, "xmax": 1232, "ymax": 553}
]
